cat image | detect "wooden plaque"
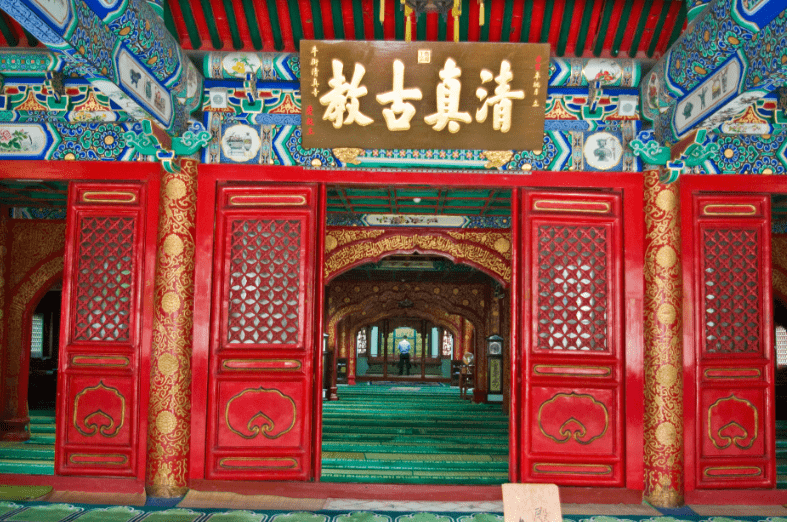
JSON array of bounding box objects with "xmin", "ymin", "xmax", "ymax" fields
[{"xmin": 300, "ymin": 40, "xmax": 549, "ymax": 151}]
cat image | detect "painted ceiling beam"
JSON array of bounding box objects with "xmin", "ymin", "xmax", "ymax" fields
[
  {"xmin": 641, "ymin": 0, "xmax": 787, "ymax": 146},
  {"xmin": 0, "ymin": 0, "xmax": 203, "ymax": 136}
]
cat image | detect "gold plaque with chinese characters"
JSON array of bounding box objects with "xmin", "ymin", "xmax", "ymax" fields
[{"xmin": 300, "ymin": 40, "xmax": 549, "ymax": 151}]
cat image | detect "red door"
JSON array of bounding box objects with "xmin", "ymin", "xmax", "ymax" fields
[
  {"xmin": 520, "ymin": 190, "xmax": 625, "ymax": 486},
  {"xmin": 205, "ymin": 184, "xmax": 318, "ymax": 480},
  {"xmin": 56, "ymin": 183, "xmax": 149, "ymax": 477},
  {"xmin": 691, "ymin": 194, "xmax": 774, "ymax": 488}
]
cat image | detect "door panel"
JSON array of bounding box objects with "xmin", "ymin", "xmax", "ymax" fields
[
  {"xmin": 693, "ymin": 194, "xmax": 774, "ymax": 488},
  {"xmin": 206, "ymin": 185, "xmax": 317, "ymax": 480},
  {"xmin": 56, "ymin": 183, "xmax": 147, "ymax": 476},
  {"xmin": 521, "ymin": 190, "xmax": 625, "ymax": 486}
]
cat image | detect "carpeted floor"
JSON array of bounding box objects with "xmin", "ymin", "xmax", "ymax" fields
[
  {"xmin": 1, "ymin": 503, "xmax": 787, "ymax": 522},
  {"xmin": 321, "ymin": 384, "xmax": 508, "ymax": 484}
]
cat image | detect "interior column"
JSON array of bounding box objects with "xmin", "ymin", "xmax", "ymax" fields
[
  {"xmin": 643, "ymin": 169, "xmax": 684, "ymax": 507},
  {"xmin": 146, "ymin": 158, "xmax": 198, "ymax": 498}
]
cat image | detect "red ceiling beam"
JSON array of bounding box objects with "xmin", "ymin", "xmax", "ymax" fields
[
  {"xmin": 637, "ymin": 0, "xmax": 664, "ymax": 56},
  {"xmin": 599, "ymin": 0, "xmax": 625, "ymax": 56},
  {"xmin": 318, "ymin": 0, "xmax": 336, "ymax": 39},
  {"xmin": 362, "ymin": 0, "xmax": 376, "ymax": 40},
  {"xmin": 166, "ymin": 0, "xmax": 193, "ymax": 49},
  {"xmin": 298, "ymin": 0, "xmax": 316, "ymax": 40},
  {"xmin": 527, "ymin": 0, "xmax": 546, "ymax": 43},
  {"xmin": 274, "ymin": 1, "xmax": 296, "ymax": 51},
  {"xmin": 467, "ymin": 0, "xmax": 480, "ymax": 42},
  {"xmin": 547, "ymin": 1, "xmax": 566, "ymax": 48},
  {"xmin": 618, "ymin": 0, "xmax": 647, "ymax": 56},
  {"xmin": 508, "ymin": 0, "xmax": 525, "ymax": 42},
  {"xmin": 582, "ymin": 0, "xmax": 606, "ymax": 56},
  {"xmin": 382, "ymin": 0, "xmax": 396, "ymax": 40},
  {"xmin": 340, "ymin": 0, "xmax": 355, "ymax": 39},
  {"xmin": 564, "ymin": 0, "xmax": 587, "ymax": 56},
  {"xmin": 426, "ymin": 11, "xmax": 439, "ymax": 41},
  {"xmin": 208, "ymin": 0, "xmax": 232, "ymax": 49},
  {"xmin": 654, "ymin": 0, "xmax": 683, "ymax": 57},
  {"xmin": 487, "ymin": 0, "xmax": 504, "ymax": 42},
  {"xmin": 186, "ymin": 0, "xmax": 216, "ymax": 49},
  {"xmin": 253, "ymin": 0, "xmax": 278, "ymax": 51}
]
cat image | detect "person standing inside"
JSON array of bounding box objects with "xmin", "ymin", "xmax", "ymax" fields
[{"xmin": 397, "ymin": 336, "xmax": 411, "ymax": 375}]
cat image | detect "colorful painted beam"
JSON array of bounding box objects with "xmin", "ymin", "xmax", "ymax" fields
[
  {"xmin": 0, "ymin": 0, "xmax": 199, "ymax": 136},
  {"xmin": 642, "ymin": 0, "xmax": 787, "ymax": 145}
]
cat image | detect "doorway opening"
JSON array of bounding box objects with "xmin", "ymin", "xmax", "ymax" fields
[{"xmin": 320, "ymin": 185, "xmax": 512, "ymax": 484}]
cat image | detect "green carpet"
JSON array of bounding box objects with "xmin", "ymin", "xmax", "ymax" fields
[
  {"xmin": 321, "ymin": 384, "xmax": 508, "ymax": 484},
  {"xmin": 0, "ymin": 410, "xmax": 55, "ymax": 476}
]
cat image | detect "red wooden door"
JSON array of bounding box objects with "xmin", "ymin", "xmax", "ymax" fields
[
  {"xmin": 205, "ymin": 184, "xmax": 318, "ymax": 480},
  {"xmin": 520, "ymin": 190, "xmax": 625, "ymax": 486},
  {"xmin": 56, "ymin": 183, "xmax": 148, "ymax": 476},
  {"xmin": 692, "ymin": 194, "xmax": 774, "ymax": 488}
]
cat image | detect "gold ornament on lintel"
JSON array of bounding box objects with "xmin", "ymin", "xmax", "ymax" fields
[
  {"xmin": 482, "ymin": 150, "xmax": 513, "ymax": 170},
  {"xmin": 333, "ymin": 148, "xmax": 363, "ymax": 165}
]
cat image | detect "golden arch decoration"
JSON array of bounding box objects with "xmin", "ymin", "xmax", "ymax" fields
[{"xmin": 324, "ymin": 228, "xmax": 511, "ymax": 285}]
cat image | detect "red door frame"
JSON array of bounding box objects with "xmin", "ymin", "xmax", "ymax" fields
[
  {"xmin": 0, "ymin": 160, "xmax": 160, "ymax": 486},
  {"xmin": 681, "ymin": 174, "xmax": 787, "ymax": 498},
  {"xmin": 190, "ymin": 165, "xmax": 644, "ymax": 490}
]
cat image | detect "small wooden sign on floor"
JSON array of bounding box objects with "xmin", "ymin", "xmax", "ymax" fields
[{"xmin": 502, "ymin": 483, "xmax": 562, "ymax": 522}]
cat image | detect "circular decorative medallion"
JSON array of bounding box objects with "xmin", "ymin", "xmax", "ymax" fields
[
  {"xmin": 161, "ymin": 291, "xmax": 181, "ymax": 314},
  {"xmin": 583, "ymin": 132, "xmax": 622, "ymax": 170},
  {"xmin": 656, "ymin": 245, "xmax": 677, "ymax": 269},
  {"xmin": 158, "ymin": 353, "xmax": 178, "ymax": 376},
  {"xmin": 156, "ymin": 411, "xmax": 177, "ymax": 435},
  {"xmin": 166, "ymin": 178, "xmax": 186, "ymax": 200},
  {"xmin": 221, "ymin": 124, "xmax": 261, "ymax": 163}
]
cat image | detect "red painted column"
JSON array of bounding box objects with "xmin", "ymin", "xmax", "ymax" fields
[
  {"xmin": 643, "ymin": 170, "xmax": 684, "ymax": 507},
  {"xmin": 146, "ymin": 159, "xmax": 198, "ymax": 498}
]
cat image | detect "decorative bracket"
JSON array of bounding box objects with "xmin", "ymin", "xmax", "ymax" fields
[
  {"xmin": 124, "ymin": 119, "xmax": 211, "ymax": 173},
  {"xmin": 44, "ymin": 71, "xmax": 68, "ymax": 110},
  {"xmin": 630, "ymin": 128, "xmax": 718, "ymax": 184},
  {"xmin": 241, "ymin": 72, "xmax": 263, "ymax": 112}
]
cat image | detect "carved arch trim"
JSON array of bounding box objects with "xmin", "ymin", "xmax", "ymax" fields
[{"xmin": 324, "ymin": 227, "xmax": 512, "ymax": 286}]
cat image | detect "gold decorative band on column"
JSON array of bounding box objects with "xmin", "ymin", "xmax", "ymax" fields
[
  {"xmin": 532, "ymin": 463, "xmax": 613, "ymax": 475},
  {"xmin": 146, "ymin": 159, "xmax": 198, "ymax": 499},
  {"xmin": 643, "ymin": 170, "xmax": 684, "ymax": 508}
]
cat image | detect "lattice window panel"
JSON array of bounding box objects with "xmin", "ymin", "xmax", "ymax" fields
[
  {"xmin": 702, "ymin": 228, "xmax": 761, "ymax": 354},
  {"xmin": 227, "ymin": 219, "xmax": 301, "ymax": 344},
  {"xmin": 73, "ymin": 216, "xmax": 135, "ymax": 342},
  {"xmin": 536, "ymin": 224, "xmax": 609, "ymax": 351}
]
